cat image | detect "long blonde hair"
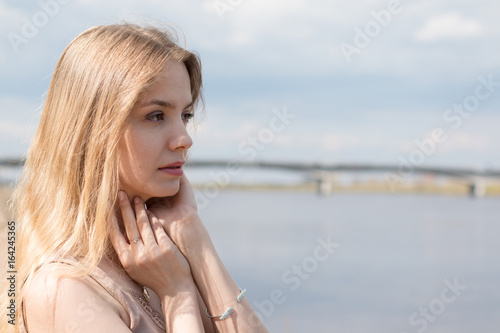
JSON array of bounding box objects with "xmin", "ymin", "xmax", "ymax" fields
[{"xmin": 8, "ymin": 23, "xmax": 202, "ymax": 330}]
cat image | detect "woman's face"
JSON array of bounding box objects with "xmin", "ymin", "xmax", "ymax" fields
[{"xmin": 118, "ymin": 60, "xmax": 194, "ymax": 201}]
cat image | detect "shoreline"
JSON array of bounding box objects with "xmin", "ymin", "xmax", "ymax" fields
[{"xmin": 191, "ymin": 181, "xmax": 500, "ymax": 196}]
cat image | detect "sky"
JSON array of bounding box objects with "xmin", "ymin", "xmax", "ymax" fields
[{"xmin": 1, "ymin": 0, "xmax": 500, "ymax": 171}]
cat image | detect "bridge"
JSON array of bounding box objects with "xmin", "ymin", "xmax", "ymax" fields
[
  {"xmin": 183, "ymin": 160, "xmax": 500, "ymax": 197},
  {"xmin": 2, "ymin": 158, "xmax": 500, "ymax": 197}
]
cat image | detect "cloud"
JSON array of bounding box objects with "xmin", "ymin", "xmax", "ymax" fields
[
  {"xmin": 1, "ymin": 1, "xmax": 500, "ymax": 166},
  {"xmin": 415, "ymin": 13, "xmax": 483, "ymax": 41},
  {"xmin": 321, "ymin": 133, "xmax": 362, "ymax": 152},
  {"xmin": 0, "ymin": 120, "xmax": 34, "ymax": 141},
  {"xmin": 0, "ymin": 2, "xmax": 27, "ymax": 59},
  {"xmin": 0, "ymin": 95, "xmax": 40, "ymax": 143},
  {"xmin": 439, "ymin": 133, "xmax": 493, "ymax": 154}
]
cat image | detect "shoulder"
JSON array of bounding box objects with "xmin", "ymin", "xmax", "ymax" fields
[{"xmin": 23, "ymin": 263, "xmax": 130, "ymax": 333}]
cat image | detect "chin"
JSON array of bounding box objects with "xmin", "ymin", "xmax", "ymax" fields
[{"xmin": 150, "ymin": 180, "xmax": 181, "ymax": 198}]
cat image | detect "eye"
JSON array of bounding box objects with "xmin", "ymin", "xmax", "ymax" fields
[
  {"xmin": 182, "ymin": 111, "xmax": 194, "ymax": 124},
  {"xmin": 147, "ymin": 112, "xmax": 164, "ymax": 122}
]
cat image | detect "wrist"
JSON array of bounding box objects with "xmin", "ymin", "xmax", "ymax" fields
[
  {"xmin": 172, "ymin": 216, "xmax": 214, "ymax": 255},
  {"xmin": 155, "ymin": 277, "xmax": 197, "ymax": 299},
  {"xmin": 158, "ymin": 282, "xmax": 198, "ymax": 311},
  {"xmin": 159, "ymin": 285, "xmax": 203, "ymax": 331}
]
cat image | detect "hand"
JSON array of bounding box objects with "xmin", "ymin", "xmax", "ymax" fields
[
  {"xmin": 145, "ymin": 174, "xmax": 199, "ymax": 223},
  {"xmin": 146, "ymin": 175, "xmax": 209, "ymax": 254},
  {"xmin": 109, "ymin": 191, "xmax": 194, "ymax": 296}
]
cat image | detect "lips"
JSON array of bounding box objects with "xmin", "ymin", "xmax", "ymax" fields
[
  {"xmin": 159, "ymin": 161, "xmax": 185, "ymax": 169},
  {"xmin": 158, "ymin": 161, "xmax": 185, "ymax": 176}
]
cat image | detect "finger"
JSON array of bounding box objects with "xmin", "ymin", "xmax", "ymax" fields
[
  {"xmin": 108, "ymin": 214, "xmax": 129, "ymax": 259},
  {"xmin": 118, "ymin": 191, "xmax": 141, "ymax": 243},
  {"xmin": 177, "ymin": 174, "xmax": 191, "ymax": 196},
  {"xmin": 134, "ymin": 197, "xmax": 156, "ymax": 246},
  {"xmin": 178, "ymin": 174, "xmax": 197, "ymax": 210},
  {"xmin": 149, "ymin": 211, "xmax": 173, "ymax": 247}
]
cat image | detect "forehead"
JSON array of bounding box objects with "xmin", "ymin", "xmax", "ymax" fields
[{"xmin": 140, "ymin": 60, "xmax": 192, "ymax": 104}]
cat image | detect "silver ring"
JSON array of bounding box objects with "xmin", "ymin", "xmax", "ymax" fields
[{"xmin": 132, "ymin": 238, "xmax": 141, "ymax": 244}]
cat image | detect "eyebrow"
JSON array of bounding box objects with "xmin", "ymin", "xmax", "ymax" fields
[{"xmin": 140, "ymin": 99, "xmax": 194, "ymax": 109}]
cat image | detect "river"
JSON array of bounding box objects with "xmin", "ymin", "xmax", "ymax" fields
[{"xmin": 197, "ymin": 190, "xmax": 500, "ymax": 333}]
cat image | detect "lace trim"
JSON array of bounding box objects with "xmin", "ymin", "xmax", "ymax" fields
[{"xmin": 128, "ymin": 289, "xmax": 166, "ymax": 330}]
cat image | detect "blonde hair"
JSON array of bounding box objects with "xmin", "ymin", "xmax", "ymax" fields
[{"xmin": 8, "ymin": 22, "xmax": 202, "ymax": 330}]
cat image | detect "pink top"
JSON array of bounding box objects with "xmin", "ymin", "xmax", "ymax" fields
[{"xmin": 19, "ymin": 259, "xmax": 166, "ymax": 332}]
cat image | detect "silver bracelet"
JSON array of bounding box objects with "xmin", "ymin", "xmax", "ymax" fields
[{"xmin": 205, "ymin": 288, "xmax": 247, "ymax": 320}]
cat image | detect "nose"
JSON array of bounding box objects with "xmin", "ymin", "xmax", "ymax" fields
[{"xmin": 168, "ymin": 121, "xmax": 193, "ymax": 151}]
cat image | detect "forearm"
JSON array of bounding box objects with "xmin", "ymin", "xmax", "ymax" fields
[
  {"xmin": 159, "ymin": 287, "xmax": 204, "ymax": 332},
  {"xmin": 182, "ymin": 219, "xmax": 268, "ymax": 332}
]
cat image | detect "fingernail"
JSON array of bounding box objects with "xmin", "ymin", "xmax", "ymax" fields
[
  {"xmin": 119, "ymin": 191, "xmax": 126, "ymax": 201},
  {"xmin": 134, "ymin": 196, "xmax": 141, "ymax": 204}
]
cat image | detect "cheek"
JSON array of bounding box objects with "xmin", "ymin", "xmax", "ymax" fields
[
  {"xmin": 119, "ymin": 137, "xmax": 161, "ymax": 176},
  {"xmin": 118, "ymin": 133, "xmax": 144, "ymax": 184},
  {"xmin": 118, "ymin": 124, "xmax": 167, "ymax": 188}
]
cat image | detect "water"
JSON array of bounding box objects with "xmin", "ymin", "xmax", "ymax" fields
[{"xmin": 197, "ymin": 190, "xmax": 500, "ymax": 333}]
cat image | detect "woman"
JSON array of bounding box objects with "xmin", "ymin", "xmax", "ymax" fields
[{"xmin": 10, "ymin": 23, "xmax": 268, "ymax": 332}]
